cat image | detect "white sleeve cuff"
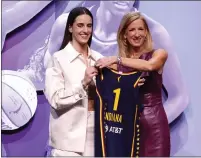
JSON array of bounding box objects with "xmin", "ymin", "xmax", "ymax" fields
[{"xmin": 71, "ymin": 83, "xmax": 87, "ymax": 101}]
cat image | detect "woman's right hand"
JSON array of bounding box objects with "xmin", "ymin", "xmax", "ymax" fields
[
  {"xmin": 95, "ymin": 56, "xmax": 117, "ymax": 69},
  {"xmin": 82, "ymin": 66, "xmax": 98, "ymax": 87}
]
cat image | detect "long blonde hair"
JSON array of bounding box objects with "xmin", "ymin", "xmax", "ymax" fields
[{"xmin": 117, "ymin": 12, "xmax": 153, "ymax": 58}]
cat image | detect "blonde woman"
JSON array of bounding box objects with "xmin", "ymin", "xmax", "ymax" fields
[{"xmin": 95, "ymin": 12, "xmax": 170, "ymax": 157}]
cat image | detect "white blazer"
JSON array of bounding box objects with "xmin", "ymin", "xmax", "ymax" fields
[{"xmin": 44, "ymin": 42, "xmax": 103, "ymax": 152}]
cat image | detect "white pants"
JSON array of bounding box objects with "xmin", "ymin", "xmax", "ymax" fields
[{"xmin": 51, "ymin": 111, "xmax": 95, "ymax": 156}]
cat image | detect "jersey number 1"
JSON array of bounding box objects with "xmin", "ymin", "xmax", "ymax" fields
[{"xmin": 113, "ymin": 88, "xmax": 121, "ymax": 111}]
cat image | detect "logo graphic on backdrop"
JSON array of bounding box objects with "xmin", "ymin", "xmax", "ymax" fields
[
  {"xmin": 2, "ymin": 1, "xmax": 189, "ymax": 123},
  {"xmin": 2, "ymin": 70, "xmax": 37, "ymax": 130}
]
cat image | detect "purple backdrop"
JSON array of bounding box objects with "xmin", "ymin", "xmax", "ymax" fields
[
  {"xmin": 2, "ymin": 0, "xmax": 200, "ymax": 157},
  {"xmin": 2, "ymin": 94, "xmax": 50, "ymax": 156}
]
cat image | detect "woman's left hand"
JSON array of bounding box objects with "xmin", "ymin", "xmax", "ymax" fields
[
  {"xmin": 95, "ymin": 56, "xmax": 117, "ymax": 68},
  {"xmin": 138, "ymin": 78, "xmax": 146, "ymax": 86}
]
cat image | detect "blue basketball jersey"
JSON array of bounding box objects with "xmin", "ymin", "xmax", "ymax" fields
[{"xmin": 95, "ymin": 67, "xmax": 142, "ymax": 157}]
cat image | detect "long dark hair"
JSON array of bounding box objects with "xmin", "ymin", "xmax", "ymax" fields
[{"xmin": 60, "ymin": 7, "xmax": 93, "ymax": 50}]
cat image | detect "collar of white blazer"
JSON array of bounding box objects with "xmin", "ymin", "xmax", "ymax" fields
[{"xmin": 64, "ymin": 42, "xmax": 96, "ymax": 63}]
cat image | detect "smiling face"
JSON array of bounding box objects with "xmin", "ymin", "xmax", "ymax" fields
[
  {"xmin": 117, "ymin": 12, "xmax": 153, "ymax": 57},
  {"xmin": 124, "ymin": 18, "xmax": 147, "ymax": 48},
  {"xmin": 69, "ymin": 14, "xmax": 93, "ymax": 46}
]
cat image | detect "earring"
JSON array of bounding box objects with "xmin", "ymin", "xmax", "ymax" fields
[
  {"xmin": 123, "ymin": 39, "xmax": 127, "ymax": 46},
  {"xmin": 123, "ymin": 37, "xmax": 127, "ymax": 43},
  {"xmin": 144, "ymin": 36, "xmax": 147, "ymax": 41}
]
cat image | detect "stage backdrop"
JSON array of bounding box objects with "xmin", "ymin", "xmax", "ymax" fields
[{"xmin": 1, "ymin": 1, "xmax": 201, "ymax": 156}]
